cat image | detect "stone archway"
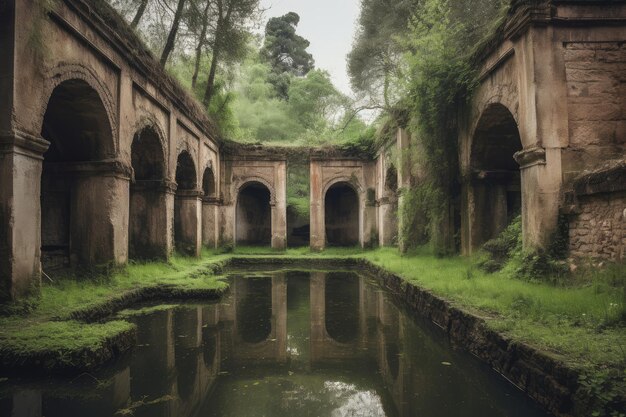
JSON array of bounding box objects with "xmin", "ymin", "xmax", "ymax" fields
[
  {"xmin": 40, "ymin": 78, "xmax": 124, "ymax": 270},
  {"xmin": 201, "ymin": 165, "xmax": 219, "ymax": 248},
  {"xmin": 175, "ymin": 150, "xmax": 202, "ymax": 256},
  {"xmin": 324, "ymin": 182, "xmax": 360, "ymax": 247},
  {"xmin": 468, "ymin": 103, "xmax": 522, "ymax": 248},
  {"xmin": 129, "ymin": 125, "xmax": 169, "ymax": 259},
  {"xmin": 236, "ymin": 181, "xmax": 272, "ymax": 246}
]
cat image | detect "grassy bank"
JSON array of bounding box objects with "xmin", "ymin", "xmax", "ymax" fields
[
  {"xmin": 1, "ymin": 246, "xmax": 624, "ymax": 380},
  {"xmin": 0, "ymin": 251, "xmax": 229, "ymax": 372}
]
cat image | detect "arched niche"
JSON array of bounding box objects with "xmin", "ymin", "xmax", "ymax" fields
[
  {"xmin": 174, "ymin": 150, "xmax": 201, "ymax": 256},
  {"xmin": 236, "ymin": 181, "xmax": 272, "ymax": 246},
  {"xmin": 324, "ymin": 182, "xmax": 360, "ymax": 247},
  {"xmin": 469, "ymin": 103, "xmax": 522, "ymax": 247},
  {"xmin": 129, "ymin": 126, "xmax": 168, "ymax": 259},
  {"xmin": 40, "ymin": 78, "xmax": 115, "ymax": 269}
]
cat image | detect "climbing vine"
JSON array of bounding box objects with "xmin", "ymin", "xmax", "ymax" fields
[{"xmin": 395, "ymin": 0, "xmax": 509, "ymax": 254}]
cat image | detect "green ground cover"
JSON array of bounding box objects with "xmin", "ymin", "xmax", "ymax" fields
[{"xmin": 1, "ymin": 246, "xmax": 624, "ymax": 383}]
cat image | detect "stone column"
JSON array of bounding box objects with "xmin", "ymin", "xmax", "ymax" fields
[
  {"xmin": 69, "ymin": 161, "xmax": 130, "ymax": 267},
  {"xmin": 271, "ymin": 160, "xmax": 287, "ymax": 250},
  {"xmin": 0, "ymin": 131, "xmax": 48, "ymax": 301},
  {"xmin": 201, "ymin": 197, "xmax": 220, "ymax": 249},
  {"xmin": 175, "ymin": 189, "xmax": 202, "ymax": 256},
  {"xmin": 129, "ymin": 180, "xmax": 175, "ymax": 259},
  {"xmin": 396, "ymin": 128, "xmax": 411, "ymax": 253},
  {"xmin": 310, "ymin": 161, "xmax": 324, "ymax": 251},
  {"xmin": 378, "ymin": 198, "xmax": 398, "ymax": 247}
]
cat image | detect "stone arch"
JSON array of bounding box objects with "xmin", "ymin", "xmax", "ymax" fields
[
  {"xmin": 40, "ymin": 77, "xmax": 118, "ymax": 269},
  {"xmin": 234, "ymin": 176, "xmax": 276, "ymax": 205},
  {"xmin": 236, "ymin": 181, "xmax": 273, "ymax": 246},
  {"xmin": 174, "ymin": 150, "xmax": 201, "ymax": 255},
  {"xmin": 202, "ymin": 163, "xmax": 217, "ymax": 198},
  {"xmin": 38, "ymin": 64, "xmax": 118, "ymax": 157},
  {"xmin": 129, "ymin": 124, "xmax": 169, "ymax": 259},
  {"xmin": 469, "ymin": 102, "xmax": 523, "ymax": 248},
  {"xmin": 385, "ymin": 164, "xmax": 398, "ymax": 193},
  {"xmin": 132, "ymin": 114, "xmax": 168, "ymax": 172},
  {"xmin": 324, "ymin": 181, "xmax": 361, "ymax": 247},
  {"xmin": 175, "ymin": 150, "xmax": 198, "ymax": 190}
]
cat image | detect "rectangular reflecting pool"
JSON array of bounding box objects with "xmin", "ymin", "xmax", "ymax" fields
[{"xmin": 0, "ymin": 270, "xmax": 552, "ymax": 417}]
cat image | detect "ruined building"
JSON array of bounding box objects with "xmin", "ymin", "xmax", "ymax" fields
[{"xmin": 0, "ymin": 0, "xmax": 624, "ymax": 301}]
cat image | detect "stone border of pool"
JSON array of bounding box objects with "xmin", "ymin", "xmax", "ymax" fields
[{"xmin": 0, "ymin": 256, "xmax": 609, "ymax": 416}]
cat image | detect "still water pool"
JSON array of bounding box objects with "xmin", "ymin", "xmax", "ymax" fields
[{"xmin": 0, "ymin": 270, "xmax": 551, "ymax": 417}]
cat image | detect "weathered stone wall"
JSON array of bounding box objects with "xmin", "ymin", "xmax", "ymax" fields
[
  {"xmin": 569, "ymin": 191, "xmax": 626, "ymax": 261},
  {"xmin": 563, "ymin": 41, "xmax": 626, "ymax": 183}
]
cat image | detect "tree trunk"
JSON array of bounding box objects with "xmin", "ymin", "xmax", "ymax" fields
[
  {"xmin": 203, "ymin": 0, "xmax": 233, "ymax": 107},
  {"xmin": 202, "ymin": 40, "xmax": 220, "ymax": 107},
  {"xmin": 160, "ymin": 0, "xmax": 187, "ymax": 66},
  {"xmin": 192, "ymin": 0, "xmax": 212, "ymax": 89},
  {"xmin": 131, "ymin": 0, "xmax": 149, "ymax": 28}
]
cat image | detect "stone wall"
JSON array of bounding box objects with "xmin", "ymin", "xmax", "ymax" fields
[
  {"xmin": 563, "ymin": 41, "xmax": 626, "ymax": 181},
  {"xmin": 569, "ymin": 191, "xmax": 626, "ymax": 261},
  {"xmin": 567, "ymin": 161, "xmax": 626, "ymax": 262}
]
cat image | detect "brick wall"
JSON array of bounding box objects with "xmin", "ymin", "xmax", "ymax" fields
[{"xmin": 569, "ymin": 191, "xmax": 626, "ymax": 261}]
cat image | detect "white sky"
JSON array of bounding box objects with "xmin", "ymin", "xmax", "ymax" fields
[{"xmin": 258, "ymin": 0, "xmax": 361, "ymax": 96}]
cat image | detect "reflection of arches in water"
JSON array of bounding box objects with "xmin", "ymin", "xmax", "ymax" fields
[
  {"xmin": 385, "ymin": 333, "xmax": 400, "ymax": 381},
  {"xmin": 325, "ymin": 182, "xmax": 360, "ymax": 246},
  {"xmin": 174, "ymin": 308, "xmax": 199, "ymax": 400},
  {"xmin": 130, "ymin": 309, "xmax": 175, "ymax": 398},
  {"xmin": 237, "ymin": 277, "xmax": 272, "ymax": 343},
  {"xmin": 325, "ymin": 272, "xmax": 360, "ymax": 343},
  {"xmin": 203, "ymin": 327, "xmax": 217, "ymax": 368}
]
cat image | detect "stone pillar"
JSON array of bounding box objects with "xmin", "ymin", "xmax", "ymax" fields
[
  {"xmin": 202, "ymin": 197, "xmax": 219, "ymax": 248},
  {"xmin": 310, "ymin": 161, "xmax": 324, "ymax": 251},
  {"xmin": 69, "ymin": 161, "xmax": 130, "ymax": 267},
  {"xmin": 129, "ymin": 181, "xmax": 175, "ymax": 259},
  {"xmin": 378, "ymin": 197, "xmax": 398, "ymax": 247},
  {"xmin": 0, "ymin": 132, "xmax": 48, "ymax": 301},
  {"xmin": 396, "ymin": 128, "xmax": 411, "ymax": 253},
  {"xmin": 175, "ymin": 189, "xmax": 202, "ymax": 256},
  {"xmin": 271, "ymin": 161, "xmax": 287, "ymax": 250}
]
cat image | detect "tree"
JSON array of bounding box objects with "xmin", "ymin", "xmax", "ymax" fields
[
  {"xmin": 287, "ymin": 70, "xmax": 344, "ymax": 129},
  {"xmin": 160, "ymin": 0, "xmax": 188, "ymax": 66},
  {"xmin": 260, "ymin": 12, "xmax": 314, "ymax": 99},
  {"xmin": 131, "ymin": 0, "xmax": 149, "ymax": 28},
  {"xmin": 190, "ymin": 0, "xmax": 213, "ymax": 88},
  {"xmin": 347, "ymin": 0, "xmax": 419, "ymax": 110},
  {"xmin": 202, "ymin": 0, "xmax": 260, "ymax": 107}
]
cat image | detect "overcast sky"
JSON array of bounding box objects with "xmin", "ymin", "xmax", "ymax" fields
[{"xmin": 259, "ymin": 0, "xmax": 361, "ymax": 96}]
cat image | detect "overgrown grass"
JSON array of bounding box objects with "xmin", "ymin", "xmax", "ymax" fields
[{"xmin": 361, "ymin": 247, "xmax": 626, "ymax": 373}]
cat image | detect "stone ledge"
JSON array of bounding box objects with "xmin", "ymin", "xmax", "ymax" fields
[{"xmin": 573, "ymin": 159, "xmax": 626, "ymax": 196}]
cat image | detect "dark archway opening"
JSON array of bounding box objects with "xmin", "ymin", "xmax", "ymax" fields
[
  {"xmin": 236, "ymin": 182, "xmax": 271, "ymax": 246},
  {"xmin": 325, "ymin": 182, "xmax": 359, "ymax": 246},
  {"xmin": 325, "ymin": 272, "xmax": 359, "ymax": 344},
  {"xmin": 129, "ymin": 126, "xmax": 165, "ymax": 259},
  {"xmin": 174, "ymin": 151, "xmax": 198, "ymax": 254},
  {"xmin": 385, "ymin": 165, "xmax": 398, "ymax": 192},
  {"xmin": 202, "ymin": 166, "xmax": 216, "ymax": 198},
  {"xmin": 471, "ymin": 103, "xmax": 522, "ymax": 246},
  {"xmin": 40, "ymin": 79, "xmax": 113, "ymax": 270}
]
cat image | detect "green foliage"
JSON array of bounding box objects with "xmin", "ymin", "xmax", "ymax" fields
[
  {"xmin": 392, "ymin": 0, "xmax": 509, "ymax": 253},
  {"xmin": 348, "ymin": 0, "xmax": 419, "ymax": 108},
  {"xmin": 260, "ymin": 12, "xmax": 314, "ymax": 98},
  {"xmin": 579, "ymin": 370, "xmax": 626, "ymax": 417},
  {"xmin": 479, "ymin": 215, "xmax": 522, "ymax": 272}
]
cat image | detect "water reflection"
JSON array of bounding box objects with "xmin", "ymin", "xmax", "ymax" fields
[{"xmin": 0, "ymin": 271, "xmax": 551, "ymax": 417}]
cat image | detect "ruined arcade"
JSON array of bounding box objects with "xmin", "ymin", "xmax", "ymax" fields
[{"xmin": 1, "ymin": 0, "xmax": 625, "ymax": 302}]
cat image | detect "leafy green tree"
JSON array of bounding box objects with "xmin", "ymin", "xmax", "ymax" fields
[
  {"xmin": 287, "ymin": 70, "xmax": 344, "ymax": 130},
  {"xmin": 347, "ymin": 0, "xmax": 419, "ymax": 110},
  {"xmin": 260, "ymin": 12, "xmax": 314, "ymax": 99}
]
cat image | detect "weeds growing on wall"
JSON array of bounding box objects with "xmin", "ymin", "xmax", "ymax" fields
[{"xmin": 396, "ymin": 0, "xmax": 509, "ymax": 253}]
